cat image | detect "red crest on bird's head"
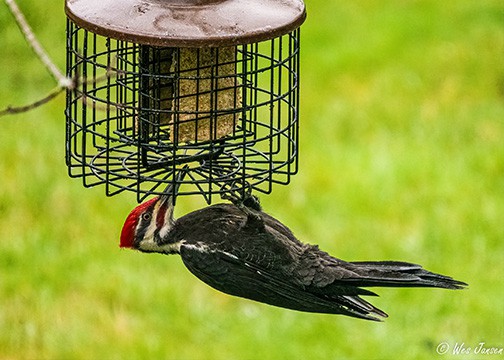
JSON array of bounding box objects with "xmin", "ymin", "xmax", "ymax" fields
[{"xmin": 120, "ymin": 197, "xmax": 159, "ymax": 248}]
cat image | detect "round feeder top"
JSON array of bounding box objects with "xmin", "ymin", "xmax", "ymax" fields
[{"xmin": 65, "ymin": 0, "xmax": 306, "ymax": 47}]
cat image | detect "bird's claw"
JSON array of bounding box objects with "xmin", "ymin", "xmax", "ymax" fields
[{"xmin": 220, "ymin": 187, "xmax": 262, "ymax": 221}]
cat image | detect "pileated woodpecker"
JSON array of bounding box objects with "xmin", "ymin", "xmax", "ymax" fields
[{"xmin": 120, "ymin": 174, "xmax": 466, "ymax": 321}]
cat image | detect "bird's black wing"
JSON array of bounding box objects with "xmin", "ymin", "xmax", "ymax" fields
[
  {"xmin": 179, "ymin": 241, "xmax": 387, "ymax": 321},
  {"xmin": 169, "ymin": 203, "xmax": 387, "ymax": 320}
]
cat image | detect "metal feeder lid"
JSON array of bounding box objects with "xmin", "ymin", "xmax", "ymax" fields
[{"xmin": 65, "ymin": 0, "xmax": 306, "ymax": 47}]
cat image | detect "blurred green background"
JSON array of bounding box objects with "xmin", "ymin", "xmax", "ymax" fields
[{"xmin": 1, "ymin": 0, "xmax": 503, "ymax": 359}]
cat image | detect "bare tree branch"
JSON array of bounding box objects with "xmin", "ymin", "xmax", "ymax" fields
[
  {"xmin": 0, "ymin": 55, "xmax": 125, "ymax": 117},
  {"xmin": 0, "ymin": 86, "xmax": 65, "ymax": 117},
  {"xmin": 5, "ymin": 0, "xmax": 73, "ymax": 89},
  {"xmin": 1, "ymin": 0, "xmax": 75, "ymax": 117},
  {"xmin": 1, "ymin": 4, "xmax": 127, "ymax": 118}
]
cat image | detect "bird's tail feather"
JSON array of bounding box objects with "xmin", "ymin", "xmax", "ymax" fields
[
  {"xmin": 347, "ymin": 261, "xmax": 467, "ymax": 289},
  {"xmin": 333, "ymin": 295, "xmax": 388, "ymax": 321}
]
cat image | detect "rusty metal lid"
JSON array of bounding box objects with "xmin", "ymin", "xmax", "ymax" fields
[{"xmin": 65, "ymin": 0, "xmax": 306, "ymax": 47}]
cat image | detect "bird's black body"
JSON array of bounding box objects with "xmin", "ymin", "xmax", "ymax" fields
[{"xmin": 126, "ymin": 199, "xmax": 466, "ymax": 321}]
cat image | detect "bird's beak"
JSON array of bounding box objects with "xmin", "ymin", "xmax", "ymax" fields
[{"xmin": 159, "ymin": 166, "xmax": 188, "ymax": 206}]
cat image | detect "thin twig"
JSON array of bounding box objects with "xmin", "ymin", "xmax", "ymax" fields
[
  {"xmin": 75, "ymin": 62, "xmax": 125, "ymax": 112},
  {"xmin": 0, "ymin": 86, "xmax": 65, "ymax": 117},
  {"xmin": 0, "ymin": 58, "xmax": 123, "ymax": 117},
  {"xmin": 4, "ymin": 0, "xmax": 73, "ymax": 89}
]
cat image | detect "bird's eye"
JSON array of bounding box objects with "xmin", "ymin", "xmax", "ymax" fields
[{"xmin": 142, "ymin": 213, "xmax": 152, "ymax": 222}]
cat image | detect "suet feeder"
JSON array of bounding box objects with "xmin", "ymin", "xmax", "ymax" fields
[{"xmin": 65, "ymin": 0, "xmax": 306, "ymax": 203}]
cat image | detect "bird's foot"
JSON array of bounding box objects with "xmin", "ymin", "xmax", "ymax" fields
[
  {"xmin": 242, "ymin": 194, "xmax": 262, "ymax": 211},
  {"xmin": 220, "ymin": 181, "xmax": 260, "ymax": 209},
  {"xmin": 221, "ymin": 191, "xmax": 263, "ymax": 221}
]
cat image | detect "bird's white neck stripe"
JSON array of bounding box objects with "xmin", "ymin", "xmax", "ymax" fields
[{"xmin": 138, "ymin": 237, "xmax": 182, "ymax": 254}]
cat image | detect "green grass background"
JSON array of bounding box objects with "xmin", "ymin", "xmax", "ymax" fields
[{"xmin": 1, "ymin": 0, "xmax": 503, "ymax": 359}]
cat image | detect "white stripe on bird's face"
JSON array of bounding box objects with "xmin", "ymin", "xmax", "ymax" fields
[
  {"xmin": 135, "ymin": 197, "xmax": 180, "ymax": 254},
  {"xmin": 158, "ymin": 197, "xmax": 175, "ymax": 240}
]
